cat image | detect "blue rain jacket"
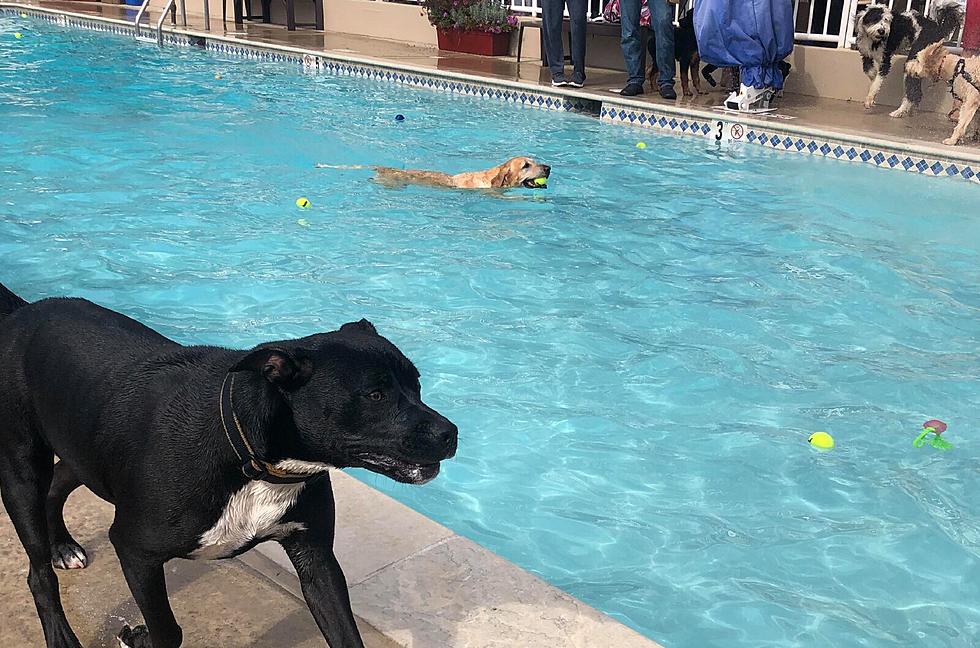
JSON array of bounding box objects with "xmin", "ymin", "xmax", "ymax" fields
[{"xmin": 694, "ymin": 0, "xmax": 794, "ymax": 90}]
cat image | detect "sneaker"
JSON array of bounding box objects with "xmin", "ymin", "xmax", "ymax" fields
[
  {"xmin": 659, "ymin": 84, "xmax": 677, "ymax": 100},
  {"xmin": 551, "ymin": 78, "xmax": 568, "ymax": 87},
  {"xmin": 567, "ymin": 79, "xmax": 584, "ymax": 88},
  {"xmin": 617, "ymin": 84, "xmax": 644, "ymax": 96}
]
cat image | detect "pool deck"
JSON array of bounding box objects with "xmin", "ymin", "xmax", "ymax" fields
[
  {"xmin": 0, "ymin": 471, "xmax": 658, "ymax": 648},
  {"xmin": 15, "ymin": 0, "xmax": 980, "ymax": 167}
]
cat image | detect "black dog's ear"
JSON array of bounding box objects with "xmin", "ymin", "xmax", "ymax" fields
[
  {"xmin": 231, "ymin": 347, "xmax": 313, "ymax": 389},
  {"xmin": 339, "ymin": 319, "xmax": 378, "ymax": 335}
]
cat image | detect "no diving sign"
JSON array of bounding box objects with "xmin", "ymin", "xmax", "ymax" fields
[
  {"xmin": 711, "ymin": 120, "xmax": 746, "ymax": 143},
  {"xmin": 709, "ymin": 119, "xmax": 745, "ymax": 142}
]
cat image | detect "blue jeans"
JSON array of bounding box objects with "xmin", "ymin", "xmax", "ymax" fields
[
  {"xmin": 620, "ymin": 0, "xmax": 675, "ymax": 88},
  {"xmin": 541, "ymin": 0, "xmax": 587, "ymax": 83}
]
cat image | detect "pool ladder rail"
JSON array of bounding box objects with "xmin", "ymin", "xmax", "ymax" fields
[{"xmin": 133, "ymin": 0, "xmax": 207, "ymax": 46}]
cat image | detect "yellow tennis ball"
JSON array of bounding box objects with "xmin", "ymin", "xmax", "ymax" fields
[
  {"xmin": 14, "ymin": 32, "xmax": 23, "ymax": 39},
  {"xmin": 808, "ymin": 432, "xmax": 834, "ymax": 450},
  {"xmin": 636, "ymin": 142, "xmax": 647, "ymax": 149},
  {"xmin": 295, "ymin": 197, "xmax": 311, "ymax": 209},
  {"xmin": 532, "ymin": 177, "xmax": 547, "ymax": 186}
]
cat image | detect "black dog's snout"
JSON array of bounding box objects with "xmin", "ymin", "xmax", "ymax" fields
[{"xmin": 435, "ymin": 421, "xmax": 458, "ymax": 458}]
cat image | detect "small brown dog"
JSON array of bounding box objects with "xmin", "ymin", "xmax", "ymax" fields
[
  {"xmin": 907, "ymin": 42, "xmax": 980, "ymax": 146},
  {"xmin": 316, "ymin": 157, "xmax": 551, "ymax": 190}
]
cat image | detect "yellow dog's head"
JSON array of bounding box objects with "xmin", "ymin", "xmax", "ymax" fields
[{"xmin": 490, "ymin": 157, "xmax": 551, "ymax": 189}]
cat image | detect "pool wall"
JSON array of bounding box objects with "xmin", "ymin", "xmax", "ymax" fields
[{"xmin": 4, "ymin": 3, "xmax": 979, "ymax": 186}]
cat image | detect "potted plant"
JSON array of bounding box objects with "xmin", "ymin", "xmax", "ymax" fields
[{"xmin": 421, "ymin": 0, "xmax": 520, "ymax": 56}]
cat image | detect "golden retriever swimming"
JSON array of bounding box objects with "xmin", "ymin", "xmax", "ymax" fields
[{"xmin": 315, "ymin": 156, "xmax": 551, "ymax": 190}]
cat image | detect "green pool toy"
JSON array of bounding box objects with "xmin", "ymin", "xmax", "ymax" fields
[{"xmin": 913, "ymin": 419, "xmax": 952, "ymax": 450}]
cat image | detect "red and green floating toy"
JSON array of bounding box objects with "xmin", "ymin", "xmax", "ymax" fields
[{"xmin": 913, "ymin": 419, "xmax": 952, "ymax": 450}]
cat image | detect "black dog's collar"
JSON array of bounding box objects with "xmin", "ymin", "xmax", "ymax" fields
[{"xmin": 219, "ymin": 373, "xmax": 314, "ymax": 485}]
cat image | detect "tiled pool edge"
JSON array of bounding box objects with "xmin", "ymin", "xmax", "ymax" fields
[
  {"xmin": 600, "ymin": 102, "xmax": 980, "ymax": 183},
  {"xmin": 6, "ymin": 3, "xmax": 979, "ymax": 186}
]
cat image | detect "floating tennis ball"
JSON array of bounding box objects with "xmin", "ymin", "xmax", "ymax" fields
[
  {"xmin": 295, "ymin": 197, "xmax": 311, "ymax": 209},
  {"xmin": 532, "ymin": 177, "xmax": 547, "ymax": 186},
  {"xmin": 636, "ymin": 141, "xmax": 647, "ymax": 149},
  {"xmin": 14, "ymin": 32, "xmax": 23, "ymax": 39},
  {"xmin": 808, "ymin": 432, "xmax": 834, "ymax": 450},
  {"xmin": 20, "ymin": 12, "xmax": 28, "ymax": 17}
]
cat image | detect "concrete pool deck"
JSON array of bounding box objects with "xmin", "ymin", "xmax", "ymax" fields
[{"xmin": 0, "ymin": 471, "xmax": 659, "ymax": 647}]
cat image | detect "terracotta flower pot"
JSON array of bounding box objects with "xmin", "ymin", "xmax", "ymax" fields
[{"xmin": 436, "ymin": 28, "xmax": 511, "ymax": 56}]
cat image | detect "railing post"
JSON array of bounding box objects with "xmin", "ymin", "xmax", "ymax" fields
[
  {"xmin": 204, "ymin": 0, "xmax": 211, "ymax": 30},
  {"xmin": 838, "ymin": 0, "xmax": 860, "ymax": 49}
]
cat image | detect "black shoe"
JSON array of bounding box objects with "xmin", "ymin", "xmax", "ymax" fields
[
  {"xmin": 618, "ymin": 84, "xmax": 644, "ymax": 97},
  {"xmin": 551, "ymin": 78, "xmax": 568, "ymax": 87},
  {"xmin": 568, "ymin": 79, "xmax": 584, "ymax": 88},
  {"xmin": 659, "ymin": 84, "xmax": 677, "ymax": 100}
]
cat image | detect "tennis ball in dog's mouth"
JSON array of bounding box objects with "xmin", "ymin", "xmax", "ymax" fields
[
  {"xmin": 295, "ymin": 197, "xmax": 311, "ymax": 209},
  {"xmin": 532, "ymin": 177, "xmax": 548, "ymax": 187}
]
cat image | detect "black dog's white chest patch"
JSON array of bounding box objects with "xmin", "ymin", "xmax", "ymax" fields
[{"xmin": 191, "ymin": 480, "xmax": 307, "ymax": 559}]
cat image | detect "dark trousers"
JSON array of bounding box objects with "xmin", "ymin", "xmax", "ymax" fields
[
  {"xmin": 621, "ymin": 0, "xmax": 674, "ymax": 88},
  {"xmin": 541, "ymin": 0, "xmax": 587, "ymax": 83}
]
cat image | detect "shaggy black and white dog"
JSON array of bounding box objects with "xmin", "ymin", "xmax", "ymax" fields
[{"xmin": 855, "ymin": 0, "xmax": 964, "ymax": 117}]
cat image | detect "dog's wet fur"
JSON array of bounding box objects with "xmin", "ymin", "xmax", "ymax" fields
[
  {"xmin": 0, "ymin": 282, "xmax": 457, "ymax": 648},
  {"xmin": 906, "ymin": 42, "xmax": 980, "ymax": 145}
]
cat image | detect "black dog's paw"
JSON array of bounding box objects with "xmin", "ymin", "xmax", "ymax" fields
[
  {"xmin": 51, "ymin": 540, "xmax": 88, "ymax": 570},
  {"xmin": 117, "ymin": 624, "xmax": 151, "ymax": 648}
]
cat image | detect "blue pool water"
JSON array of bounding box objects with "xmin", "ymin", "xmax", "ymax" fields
[{"xmin": 3, "ymin": 15, "xmax": 980, "ymax": 647}]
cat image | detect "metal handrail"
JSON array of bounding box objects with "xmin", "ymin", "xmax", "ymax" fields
[
  {"xmin": 133, "ymin": 0, "xmax": 153, "ymax": 39},
  {"xmin": 156, "ymin": 0, "xmax": 177, "ymax": 45}
]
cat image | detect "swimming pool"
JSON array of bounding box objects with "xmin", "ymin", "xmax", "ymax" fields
[{"xmin": 3, "ymin": 13, "xmax": 980, "ymax": 647}]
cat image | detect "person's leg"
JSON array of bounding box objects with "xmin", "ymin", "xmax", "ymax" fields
[
  {"xmin": 649, "ymin": 0, "xmax": 675, "ymax": 89},
  {"xmin": 541, "ymin": 0, "xmax": 567, "ymax": 83},
  {"xmin": 619, "ymin": 0, "xmax": 646, "ymax": 89},
  {"xmin": 567, "ymin": 0, "xmax": 587, "ymax": 84}
]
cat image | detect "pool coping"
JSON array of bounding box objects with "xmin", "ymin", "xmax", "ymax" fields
[
  {"xmin": 239, "ymin": 471, "xmax": 661, "ymax": 648},
  {"xmin": 5, "ymin": 2, "xmax": 979, "ymax": 185}
]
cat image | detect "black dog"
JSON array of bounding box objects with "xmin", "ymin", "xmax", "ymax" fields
[
  {"xmin": 700, "ymin": 61, "xmax": 793, "ymax": 96},
  {"xmin": 0, "ymin": 282, "xmax": 457, "ymax": 648},
  {"xmin": 855, "ymin": 0, "xmax": 964, "ymax": 116},
  {"xmin": 647, "ymin": 10, "xmax": 701, "ymax": 96}
]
